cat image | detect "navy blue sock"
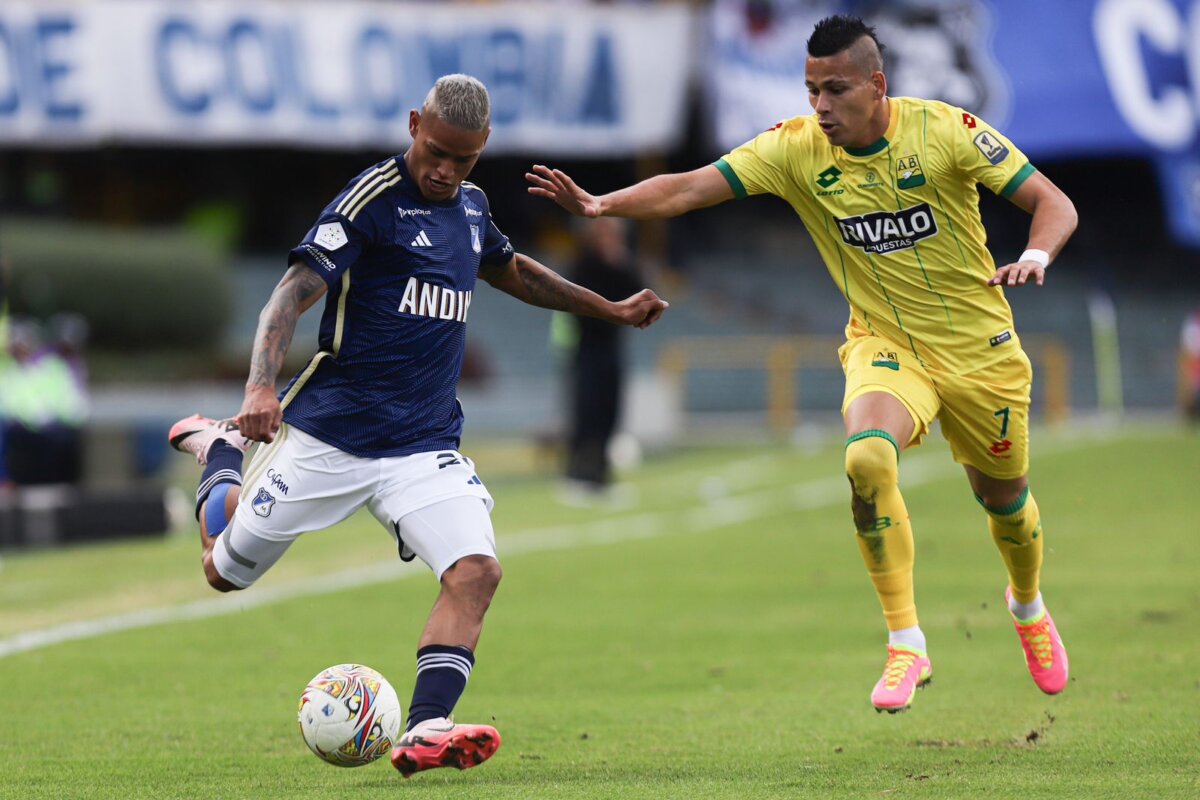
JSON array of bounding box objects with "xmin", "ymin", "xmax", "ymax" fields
[
  {"xmin": 194, "ymin": 440, "xmax": 244, "ymax": 519},
  {"xmin": 407, "ymin": 645, "xmax": 475, "ymax": 731}
]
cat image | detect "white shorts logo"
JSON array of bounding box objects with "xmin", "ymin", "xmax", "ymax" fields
[
  {"xmin": 252, "ymin": 488, "xmax": 276, "ymax": 517},
  {"xmin": 314, "ymin": 222, "xmax": 348, "ymax": 251}
]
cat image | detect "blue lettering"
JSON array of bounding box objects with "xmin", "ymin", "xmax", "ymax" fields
[
  {"xmin": 487, "ymin": 30, "xmax": 524, "ymax": 125},
  {"xmin": 278, "ymin": 25, "xmax": 339, "ymax": 120},
  {"xmin": 357, "ymin": 27, "xmax": 403, "ymax": 121},
  {"xmin": 0, "ymin": 22, "xmax": 19, "ymax": 115},
  {"xmin": 35, "ymin": 17, "xmax": 81, "ymax": 121},
  {"xmin": 225, "ymin": 19, "xmax": 275, "ymax": 113},
  {"xmin": 580, "ymin": 34, "xmax": 617, "ymax": 124},
  {"xmin": 424, "ymin": 37, "xmax": 461, "ymax": 84},
  {"xmin": 156, "ymin": 19, "xmax": 210, "ymax": 114}
]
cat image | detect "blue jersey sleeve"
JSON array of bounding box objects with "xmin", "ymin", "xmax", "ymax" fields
[
  {"xmin": 289, "ymin": 165, "xmax": 394, "ymax": 283},
  {"xmin": 289, "ymin": 213, "xmax": 371, "ymax": 284}
]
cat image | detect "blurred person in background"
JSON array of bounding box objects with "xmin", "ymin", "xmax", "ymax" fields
[
  {"xmin": 529, "ymin": 14, "xmax": 1077, "ymax": 713},
  {"xmin": 1182, "ymin": 307, "xmax": 1200, "ymax": 421},
  {"xmin": 167, "ymin": 74, "xmax": 667, "ymax": 778},
  {"xmin": 0, "ymin": 317, "xmax": 89, "ymax": 485},
  {"xmin": 556, "ymin": 217, "xmax": 645, "ymax": 504}
]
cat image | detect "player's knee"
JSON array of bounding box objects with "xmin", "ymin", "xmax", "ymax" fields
[
  {"xmin": 202, "ymin": 552, "xmax": 240, "ymax": 593},
  {"xmin": 442, "ymin": 555, "xmax": 502, "ymax": 598},
  {"xmin": 845, "ymin": 434, "xmax": 899, "ymax": 493}
]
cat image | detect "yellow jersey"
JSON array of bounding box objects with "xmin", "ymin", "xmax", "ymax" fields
[{"xmin": 716, "ymin": 96, "xmax": 1036, "ymax": 374}]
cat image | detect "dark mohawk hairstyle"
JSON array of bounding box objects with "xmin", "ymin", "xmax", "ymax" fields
[{"xmin": 807, "ymin": 14, "xmax": 884, "ymax": 59}]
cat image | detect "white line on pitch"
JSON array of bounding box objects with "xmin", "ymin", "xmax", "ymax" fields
[{"xmin": 0, "ymin": 431, "xmax": 1108, "ymax": 661}]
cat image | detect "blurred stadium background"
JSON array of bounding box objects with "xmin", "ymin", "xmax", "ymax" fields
[{"xmin": 1, "ymin": 0, "xmax": 1199, "ymax": 546}]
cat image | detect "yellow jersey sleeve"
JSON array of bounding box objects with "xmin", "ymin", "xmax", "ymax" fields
[
  {"xmin": 714, "ymin": 119, "xmax": 802, "ymax": 200},
  {"xmin": 950, "ymin": 108, "xmax": 1036, "ymax": 199}
]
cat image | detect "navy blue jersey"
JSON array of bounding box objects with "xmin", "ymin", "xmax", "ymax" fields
[{"xmin": 282, "ymin": 155, "xmax": 514, "ymax": 457}]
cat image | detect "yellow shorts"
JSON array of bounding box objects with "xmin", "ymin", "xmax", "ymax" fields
[{"xmin": 839, "ymin": 334, "xmax": 1033, "ymax": 479}]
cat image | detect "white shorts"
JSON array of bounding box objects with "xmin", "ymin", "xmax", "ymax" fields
[{"xmin": 211, "ymin": 424, "xmax": 496, "ymax": 588}]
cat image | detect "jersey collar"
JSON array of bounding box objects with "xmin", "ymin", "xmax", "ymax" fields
[{"xmin": 841, "ymin": 98, "xmax": 898, "ymax": 158}]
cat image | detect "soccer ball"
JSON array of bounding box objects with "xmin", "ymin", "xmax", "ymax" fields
[{"xmin": 297, "ymin": 663, "xmax": 403, "ymax": 767}]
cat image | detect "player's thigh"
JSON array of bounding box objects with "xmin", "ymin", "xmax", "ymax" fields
[
  {"xmin": 368, "ymin": 450, "xmax": 497, "ymax": 580},
  {"xmin": 233, "ymin": 423, "xmax": 378, "ymax": 552},
  {"xmin": 934, "ymin": 351, "xmax": 1032, "ymax": 479},
  {"xmin": 383, "ymin": 496, "xmax": 497, "ymax": 582},
  {"xmin": 839, "ymin": 334, "xmax": 940, "ymax": 448}
]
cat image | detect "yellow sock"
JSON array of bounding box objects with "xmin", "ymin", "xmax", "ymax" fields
[
  {"xmin": 845, "ymin": 431, "xmax": 917, "ymax": 631},
  {"xmin": 981, "ymin": 488, "xmax": 1043, "ymax": 604}
]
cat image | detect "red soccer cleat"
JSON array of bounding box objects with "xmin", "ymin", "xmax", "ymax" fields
[{"xmin": 390, "ymin": 717, "xmax": 500, "ymax": 777}]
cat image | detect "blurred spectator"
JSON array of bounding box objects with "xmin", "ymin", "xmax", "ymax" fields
[
  {"xmin": 557, "ymin": 217, "xmax": 644, "ymax": 502},
  {"xmin": 1182, "ymin": 308, "xmax": 1200, "ymax": 421},
  {"xmin": 0, "ymin": 316, "xmax": 90, "ymax": 485},
  {"xmin": 0, "ymin": 256, "xmax": 9, "ymax": 487}
]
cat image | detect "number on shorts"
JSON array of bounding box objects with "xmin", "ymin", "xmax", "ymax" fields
[{"xmin": 993, "ymin": 406, "xmax": 1010, "ymax": 438}]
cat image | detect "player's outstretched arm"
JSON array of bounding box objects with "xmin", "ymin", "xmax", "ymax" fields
[
  {"xmin": 479, "ymin": 254, "xmax": 668, "ymax": 329},
  {"xmin": 526, "ymin": 164, "xmax": 734, "ymax": 220},
  {"xmin": 238, "ymin": 262, "xmax": 328, "ymax": 442},
  {"xmin": 989, "ymin": 171, "xmax": 1078, "ymax": 288}
]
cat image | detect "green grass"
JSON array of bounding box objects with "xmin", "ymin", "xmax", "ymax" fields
[{"xmin": 1, "ymin": 422, "xmax": 1197, "ymax": 799}]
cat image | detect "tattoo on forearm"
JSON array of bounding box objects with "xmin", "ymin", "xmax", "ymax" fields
[
  {"xmin": 246, "ymin": 267, "xmax": 325, "ymax": 388},
  {"xmin": 516, "ymin": 258, "xmax": 583, "ymax": 312}
]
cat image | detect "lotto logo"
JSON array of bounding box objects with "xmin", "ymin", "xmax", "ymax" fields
[{"xmin": 962, "ymin": 112, "xmax": 977, "ymax": 128}]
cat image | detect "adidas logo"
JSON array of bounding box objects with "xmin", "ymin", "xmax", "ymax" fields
[{"xmin": 411, "ymin": 230, "xmax": 432, "ymax": 248}]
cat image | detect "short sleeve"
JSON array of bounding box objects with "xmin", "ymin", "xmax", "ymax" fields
[
  {"xmin": 951, "ymin": 109, "xmax": 1036, "ymax": 199},
  {"xmin": 716, "ymin": 122, "xmax": 793, "ymax": 199},
  {"xmin": 288, "ymin": 169, "xmax": 391, "ymax": 283}
]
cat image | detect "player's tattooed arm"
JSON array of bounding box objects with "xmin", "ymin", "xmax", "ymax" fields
[
  {"xmin": 238, "ymin": 263, "xmax": 328, "ymax": 442},
  {"xmin": 480, "ymin": 254, "xmax": 667, "ymax": 329}
]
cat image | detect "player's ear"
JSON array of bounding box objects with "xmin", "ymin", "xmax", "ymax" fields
[
  {"xmin": 872, "ymin": 70, "xmax": 887, "ymax": 100},
  {"xmin": 409, "ymin": 110, "xmax": 421, "ymax": 139}
]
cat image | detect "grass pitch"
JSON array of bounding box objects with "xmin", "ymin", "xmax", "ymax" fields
[{"xmin": 0, "ymin": 422, "xmax": 1196, "ymax": 799}]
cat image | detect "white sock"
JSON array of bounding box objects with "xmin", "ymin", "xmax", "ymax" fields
[
  {"xmin": 888, "ymin": 625, "xmax": 927, "ymax": 652},
  {"xmin": 1009, "ymin": 591, "xmax": 1044, "ymax": 622}
]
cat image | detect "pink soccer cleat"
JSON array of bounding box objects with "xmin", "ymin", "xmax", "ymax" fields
[
  {"xmin": 168, "ymin": 414, "xmax": 251, "ymax": 465},
  {"xmin": 870, "ymin": 644, "xmax": 933, "ymax": 713},
  {"xmin": 1006, "ymin": 587, "xmax": 1069, "ymax": 694},
  {"xmin": 390, "ymin": 717, "xmax": 500, "ymax": 777}
]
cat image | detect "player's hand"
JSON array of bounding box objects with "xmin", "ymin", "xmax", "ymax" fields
[
  {"xmin": 989, "ymin": 260, "xmax": 1046, "ymax": 287},
  {"xmin": 237, "ymin": 384, "xmax": 283, "ymax": 443},
  {"xmin": 526, "ymin": 165, "xmax": 602, "ymax": 218},
  {"xmin": 612, "ymin": 289, "xmax": 669, "ymax": 329}
]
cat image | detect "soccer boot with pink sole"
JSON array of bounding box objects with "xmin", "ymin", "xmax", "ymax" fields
[
  {"xmin": 168, "ymin": 414, "xmax": 251, "ymax": 465},
  {"xmin": 390, "ymin": 717, "xmax": 500, "ymax": 777},
  {"xmin": 871, "ymin": 644, "xmax": 933, "ymax": 713},
  {"xmin": 1006, "ymin": 586, "xmax": 1069, "ymax": 694}
]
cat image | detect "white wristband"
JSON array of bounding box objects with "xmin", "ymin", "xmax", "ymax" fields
[{"xmin": 1018, "ymin": 248, "xmax": 1050, "ymax": 268}]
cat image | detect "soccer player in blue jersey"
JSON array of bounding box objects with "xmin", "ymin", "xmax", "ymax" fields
[{"xmin": 169, "ymin": 74, "xmax": 668, "ymax": 777}]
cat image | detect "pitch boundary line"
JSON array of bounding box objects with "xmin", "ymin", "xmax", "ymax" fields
[{"xmin": 0, "ymin": 433, "xmax": 1104, "ymax": 660}]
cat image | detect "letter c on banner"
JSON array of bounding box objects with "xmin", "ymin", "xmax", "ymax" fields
[
  {"xmin": 1094, "ymin": 0, "xmax": 1195, "ymax": 151},
  {"xmin": 157, "ymin": 19, "xmax": 211, "ymax": 114}
]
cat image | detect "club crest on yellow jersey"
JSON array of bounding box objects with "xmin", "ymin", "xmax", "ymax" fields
[{"xmin": 896, "ymin": 155, "xmax": 926, "ymax": 189}]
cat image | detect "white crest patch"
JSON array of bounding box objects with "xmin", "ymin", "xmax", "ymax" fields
[
  {"xmin": 470, "ymin": 224, "xmax": 481, "ymax": 254},
  {"xmin": 314, "ymin": 222, "xmax": 348, "ymax": 251}
]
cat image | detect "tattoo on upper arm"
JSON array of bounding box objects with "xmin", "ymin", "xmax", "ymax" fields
[{"xmin": 246, "ymin": 265, "xmax": 325, "ymax": 388}]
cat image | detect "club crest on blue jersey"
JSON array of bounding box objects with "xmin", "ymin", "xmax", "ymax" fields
[
  {"xmin": 470, "ymin": 224, "xmax": 481, "ymax": 254},
  {"xmin": 252, "ymin": 487, "xmax": 276, "ymax": 517}
]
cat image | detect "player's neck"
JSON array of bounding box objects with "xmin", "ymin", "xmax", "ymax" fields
[{"xmin": 846, "ymin": 97, "xmax": 891, "ymax": 150}]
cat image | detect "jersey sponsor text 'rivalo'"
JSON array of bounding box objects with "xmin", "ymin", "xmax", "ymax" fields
[{"xmin": 835, "ymin": 202, "xmax": 939, "ymax": 255}]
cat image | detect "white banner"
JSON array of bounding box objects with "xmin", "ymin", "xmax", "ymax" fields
[{"xmin": 0, "ymin": 1, "xmax": 694, "ymax": 155}]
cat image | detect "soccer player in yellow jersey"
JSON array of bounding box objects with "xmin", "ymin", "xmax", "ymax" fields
[{"xmin": 528, "ymin": 14, "xmax": 1077, "ymax": 712}]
